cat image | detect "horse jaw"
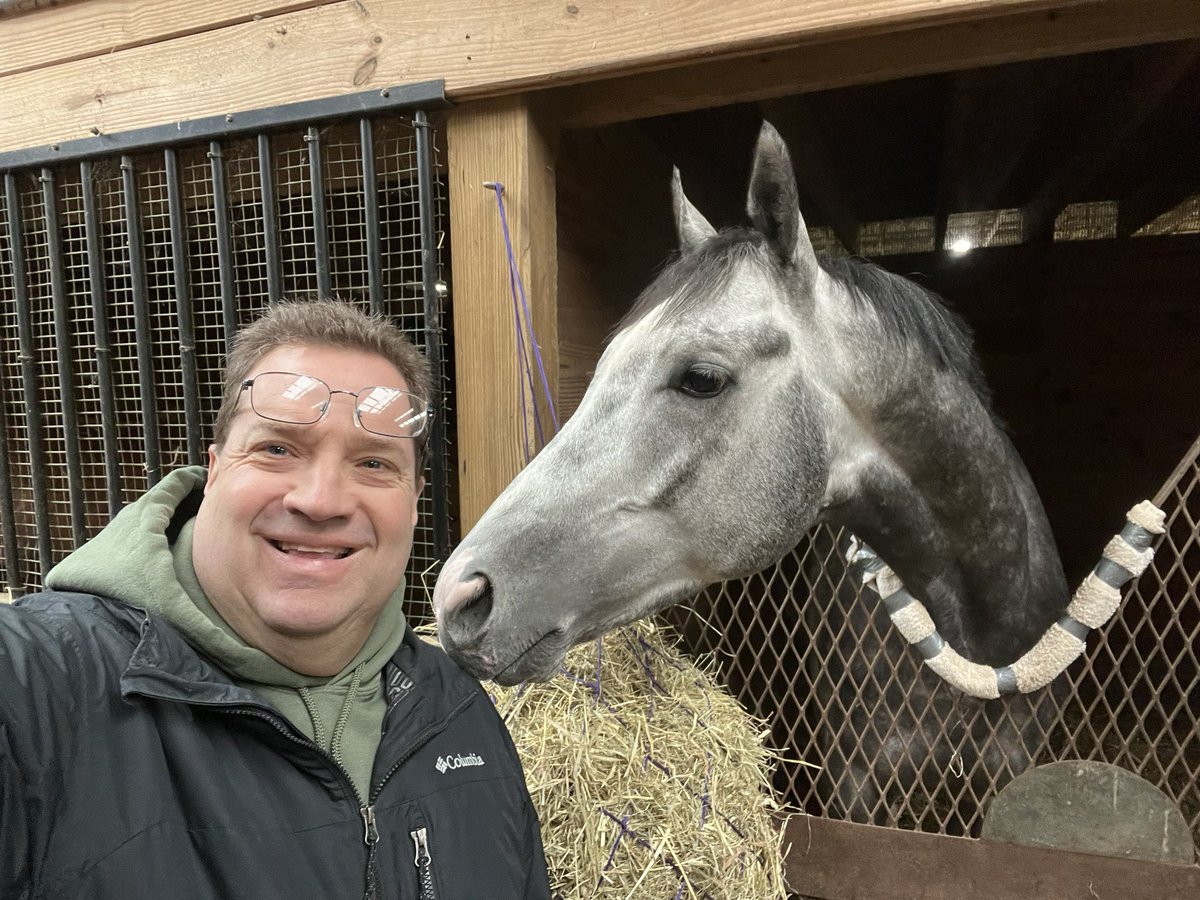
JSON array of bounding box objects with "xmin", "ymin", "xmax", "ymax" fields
[{"xmin": 432, "ymin": 456, "xmax": 713, "ymax": 684}]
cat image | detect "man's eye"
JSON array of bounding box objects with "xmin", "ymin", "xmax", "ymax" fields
[{"xmin": 262, "ymin": 444, "xmax": 289, "ymax": 456}]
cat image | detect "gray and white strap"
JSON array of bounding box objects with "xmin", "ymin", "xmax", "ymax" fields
[{"xmin": 850, "ymin": 500, "xmax": 1166, "ymax": 700}]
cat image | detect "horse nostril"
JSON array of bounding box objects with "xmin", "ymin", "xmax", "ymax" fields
[{"xmin": 448, "ymin": 574, "xmax": 494, "ymax": 639}]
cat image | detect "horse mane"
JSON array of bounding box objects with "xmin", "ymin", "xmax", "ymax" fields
[
  {"xmin": 820, "ymin": 254, "xmax": 992, "ymax": 406},
  {"xmin": 617, "ymin": 228, "xmax": 992, "ymax": 407}
]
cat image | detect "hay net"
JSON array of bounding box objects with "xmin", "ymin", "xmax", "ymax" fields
[{"xmin": 485, "ymin": 621, "xmax": 791, "ymax": 900}]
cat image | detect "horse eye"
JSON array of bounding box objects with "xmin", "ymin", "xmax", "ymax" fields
[{"xmin": 678, "ymin": 365, "xmax": 730, "ymax": 398}]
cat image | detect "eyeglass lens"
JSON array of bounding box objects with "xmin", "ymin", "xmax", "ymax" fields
[{"xmin": 248, "ymin": 372, "xmax": 428, "ymax": 438}]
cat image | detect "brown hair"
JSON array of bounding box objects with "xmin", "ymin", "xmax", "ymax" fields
[{"xmin": 211, "ymin": 298, "xmax": 433, "ymax": 469}]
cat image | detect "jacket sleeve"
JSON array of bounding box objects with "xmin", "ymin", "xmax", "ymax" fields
[
  {"xmin": 0, "ymin": 605, "xmax": 37, "ymax": 899},
  {"xmin": 0, "ymin": 721, "xmax": 32, "ymax": 899},
  {"xmin": 521, "ymin": 788, "xmax": 552, "ymax": 900},
  {"xmin": 0, "ymin": 602, "xmax": 78, "ymax": 899}
]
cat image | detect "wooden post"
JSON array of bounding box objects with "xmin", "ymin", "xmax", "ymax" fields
[{"xmin": 447, "ymin": 96, "xmax": 558, "ymax": 532}]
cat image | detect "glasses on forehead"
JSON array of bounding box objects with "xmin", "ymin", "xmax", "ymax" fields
[{"xmin": 238, "ymin": 371, "xmax": 431, "ymax": 439}]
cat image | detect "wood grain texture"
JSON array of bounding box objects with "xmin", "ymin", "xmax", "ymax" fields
[
  {"xmin": 550, "ymin": 0, "xmax": 1200, "ymax": 129},
  {"xmin": 0, "ymin": 0, "xmax": 1071, "ymax": 153},
  {"xmin": 447, "ymin": 96, "xmax": 558, "ymax": 529},
  {"xmin": 782, "ymin": 815, "xmax": 1200, "ymax": 899},
  {"xmin": 0, "ymin": 0, "xmax": 338, "ymax": 79}
]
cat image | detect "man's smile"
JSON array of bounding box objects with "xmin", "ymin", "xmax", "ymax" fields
[{"xmin": 267, "ymin": 540, "xmax": 356, "ymax": 560}]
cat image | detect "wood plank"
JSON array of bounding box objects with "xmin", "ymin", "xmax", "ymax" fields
[
  {"xmin": 447, "ymin": 95, "xmax": 558, "ymax": 530},
  {"xmin": 781, "ymin": 815, "xmax": 1200, "ymax": 899},
  {"xmin": 0, "ymin": 0, "xmax": 1076, "ymax": 154},
  {"xmin": 0, "ymin": 0, "xmax": 338, "ymax": 79},
  {"xmin": 551, "ymin": 0, "xmax": 1200, "ymax": 129}
]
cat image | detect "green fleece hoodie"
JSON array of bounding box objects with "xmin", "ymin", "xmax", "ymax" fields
[{"xmin": 45, "ymin": 466, "xmax": 407, "ymax": 801}]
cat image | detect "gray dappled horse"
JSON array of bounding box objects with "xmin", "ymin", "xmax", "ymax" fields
[{"xmin": 434, "ymin": 122, "xmax": 1070, "ymax": 827}]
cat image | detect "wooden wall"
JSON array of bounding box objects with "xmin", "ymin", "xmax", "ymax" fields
[
  {"xmin": 1, "ymin": 0, "xmax": 1130, "ymax": 156},
  {"xmin": 4, "ymin": 0, "xmax": 1199, "ymax": 526}
]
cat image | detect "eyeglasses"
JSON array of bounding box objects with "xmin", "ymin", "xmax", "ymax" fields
[{"xmin": 238, "ymin": 371, "xmax": 430, "ymax": 439}]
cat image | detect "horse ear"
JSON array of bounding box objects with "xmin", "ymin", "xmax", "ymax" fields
[
  {"xmin": 747, "ymin": 122, "xmax": 820, "ymax": 284},
  {"xmin": 672, "ymin": 167, "xmax": 717, "ymax": 253}
]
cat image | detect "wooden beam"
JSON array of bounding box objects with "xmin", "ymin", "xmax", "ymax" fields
[
  {"xmin": 0, "ymin": 0, "xmax": 338, "ymax": 79},
  {"xmin": 1021, "ymin": 40, "xmax": 1200, "ymax": 242},
  {"xmin": 781, "ymin": 816, "xmax": 1200, "ymax": 899},
  {"xmin": 447, "ymin": 96, "xmax": 558, "ymax": 530},
  {"xmin": 550, "ymin": 0, "xmax": 1200, "ymax": 130},
  {"xmin": 0, "ymin": 0, "xmax": 1093, "ymax": 154}
]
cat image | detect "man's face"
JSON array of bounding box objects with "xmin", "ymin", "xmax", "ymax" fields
[{"xmin": 192, "ymin": 343, "xmax": 423, "ymax": 674}]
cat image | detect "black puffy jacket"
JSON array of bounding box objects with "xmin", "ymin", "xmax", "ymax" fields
[{"xmin": 0, "ymin": 592, "xmax": 551, "ymax": 900}]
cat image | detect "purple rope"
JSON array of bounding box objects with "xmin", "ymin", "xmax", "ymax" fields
[
  {"xmin": 487, "ymin": 183, "xmax": 559, "ymax": 459},
  {"xmin": 599, "ymin": 811, "xmax": 631, "ymax": 884},
  {"xmin": 488, "ymin": 183, "xmax": 537, "ymax": 460}
]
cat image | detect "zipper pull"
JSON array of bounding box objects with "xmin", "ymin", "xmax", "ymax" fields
[
  {"xmin": 411, "ymin": 826, "xmax": 430, "ymax": 866},
  {"xmin": 360, "ymin": 804, "xmax": 380, "ymax": 845}
]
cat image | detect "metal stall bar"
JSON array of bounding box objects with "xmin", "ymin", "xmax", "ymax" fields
[
  {"xmin": 40, "ymin": 168, "xmax": 87, "ymax": 547},
  {"xmin": 0, "ymin": 183, "xmax": 22, "ymax": 592},
  {"xmin": 4, "ymin": 173, "xmax": 53, "ymax": 582},
  {"xmin": 165, "ymin": 148, "xmax": 203, "ymax": 467},
  {"xmin": 119, "ymin": 156, "xmax": 162, "ymax": 487},
  {"xmin": 208, "ymin": 141, "xmax": 238, "ymax": 350},
  {"xmin": 360, "ymin": 117, "xmax": 384, "ymax": 316},
  {"xmin": 257, "ymin": 134, "xmax": 282, "ymax": 305},
  {"xmin": 80, "ymin": 161, "xmax": 123, "ymax": 517},
  {"xmin": 306, "ymin": 125, "xmax": 332, "ymax": 299},
  {"xmin": 413, "ymin": 110, "xmax": 450, "ymax": 559},
  {"xmin": 0, "ymin": 389, "xmax": 20, "ymax": 595}
]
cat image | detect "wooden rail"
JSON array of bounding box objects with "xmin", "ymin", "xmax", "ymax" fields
[{"xmin": 782, "ymin": 815, "xmax": 1200, "ymax": 899}]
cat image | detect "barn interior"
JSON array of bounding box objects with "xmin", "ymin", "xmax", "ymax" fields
[{"xmin": 554, "ymin": 38, "xmax": 1200, "ymax": 589}]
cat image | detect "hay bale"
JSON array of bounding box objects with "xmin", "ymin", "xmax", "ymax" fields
[{"xmin": 485, "ymin": 620, "xmax": 790, "ymax": 899}]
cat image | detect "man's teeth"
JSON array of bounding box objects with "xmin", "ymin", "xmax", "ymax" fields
[{"xmin": 272, "ymin": 541, "xmax": 352, "ymax": 559}]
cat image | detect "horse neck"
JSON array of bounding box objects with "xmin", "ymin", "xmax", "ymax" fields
[{"xmin": 823, "ymin": 366, "xmax": 1067, "ymax": 665}]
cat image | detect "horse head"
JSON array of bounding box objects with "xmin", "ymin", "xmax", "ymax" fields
[{"xmin": 434, "ymin": 123, "xmax": 849, "ymax": 684}]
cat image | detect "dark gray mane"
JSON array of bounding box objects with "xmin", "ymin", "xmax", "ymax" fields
[
  {"xmin": 618, "ymin": 228, "xmax": 990, "ymax": 405},
  {"xmin": 820, "ymin": 254, "xmax": 991, "ymax": 404}
]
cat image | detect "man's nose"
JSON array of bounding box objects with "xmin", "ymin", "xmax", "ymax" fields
[{"xmin": 282, "ymin": 457, "xmax": 357, "ymax": 521}]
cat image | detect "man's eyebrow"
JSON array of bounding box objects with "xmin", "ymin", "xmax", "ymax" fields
[
  {"xmin": 241, "ymin": 419, "xmax": 307, "ymax": 441},
  {"xmin": 354, "ymin": 433, "xmax": 411, "ymax": 457}
]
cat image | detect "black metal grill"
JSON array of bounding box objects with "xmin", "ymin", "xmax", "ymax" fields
[
  {"xmin": 664, "ymin": 434, "xmax": 1200, "ymax": 850},
  {"xmin": 0, "ymin": 85, "xmax": 455, "ymax": 622}
]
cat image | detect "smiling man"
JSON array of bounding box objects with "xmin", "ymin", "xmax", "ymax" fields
[{"xmin": 0, "ymin": 299, "xmax": 550, "ymax": 899}]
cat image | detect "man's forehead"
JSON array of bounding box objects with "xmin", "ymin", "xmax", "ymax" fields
[{"xmin": 250, "ymin": 343, "xmax": 407, "ymax": 391}]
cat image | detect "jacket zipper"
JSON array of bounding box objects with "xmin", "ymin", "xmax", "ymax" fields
[
  {"xmin": 411, "ymin": 826, "xmax": 438, "ymax": 900},
  {"xmin": 217, "ymin": 694, "xmax": 476, "ymax": 900},
  {"xmin": 220, "ymin": 707, "xmax": 383, "ymax": 899}
]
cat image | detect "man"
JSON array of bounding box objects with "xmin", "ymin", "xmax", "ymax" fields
[{"xmin": 0, "ymin": 299, "xmax": 551, "ymax": 899}]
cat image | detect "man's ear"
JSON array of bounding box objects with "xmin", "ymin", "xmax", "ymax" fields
[
  {"xmin": 411, "ymin": 477, "xmax": 425, "ymax": 527},
  {"xmin": 204, "ymin": 444, "xmax": 221, "ymax": 495}
]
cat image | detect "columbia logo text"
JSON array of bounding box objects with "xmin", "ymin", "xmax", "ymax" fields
[{"xmin": 435, "ymin": 752, "xmax": 485, "ymax": 774}]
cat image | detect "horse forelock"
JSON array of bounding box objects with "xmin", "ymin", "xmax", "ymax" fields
[
  {"xmin": 819, "ymin": 255, "xmax": 993, "ymax": 407},
  {"xmin": 614, "ymin": 228, "xmax": 767, "ymax": 337}
]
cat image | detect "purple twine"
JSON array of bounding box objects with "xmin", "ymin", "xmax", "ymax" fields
[{"xmin": 487, "ymin": 182, "xmax": 559, "ymax": 461}]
